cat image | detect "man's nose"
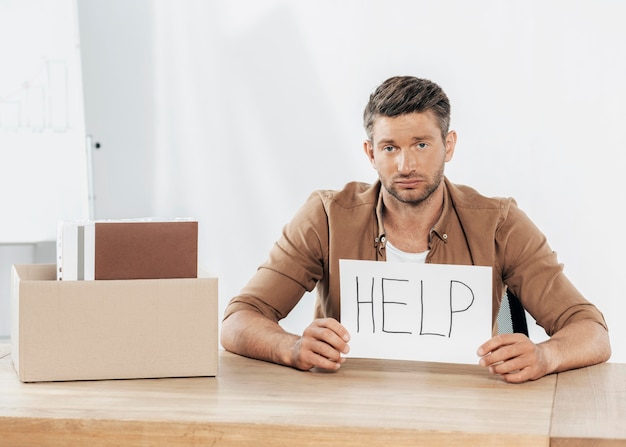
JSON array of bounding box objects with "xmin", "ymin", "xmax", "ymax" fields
[{"xmin": 398, "ymin": 150, "xmax": 417, "ymax": 173}]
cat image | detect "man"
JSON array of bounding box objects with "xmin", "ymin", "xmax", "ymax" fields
[{"xmin": 221, "ymin": 76, "xmax": 610, "ymax": 383}]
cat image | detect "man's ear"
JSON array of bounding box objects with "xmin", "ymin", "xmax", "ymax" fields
[
  {"xmin": 363, "ymin": 140, "xmax": 376, "ymax": 168},
  {"xmin": 444, "ymin": 130, "xmax": 457, "ymax": 162}
]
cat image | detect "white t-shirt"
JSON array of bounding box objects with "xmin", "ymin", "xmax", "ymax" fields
[{"xmin": 385, "ymin": 240, "xmax": 429, "ymax": 264}]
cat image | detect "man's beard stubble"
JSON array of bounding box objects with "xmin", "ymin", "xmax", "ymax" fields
[{"xmin": 382, "ymin": 169, "xmax": 445, "ymax": 207}]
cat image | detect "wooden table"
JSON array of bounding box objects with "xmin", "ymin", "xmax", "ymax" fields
[
  {"xmin": 0, "ymin": 343, "xmax": 624, "ymax": 447},
  {"xmin": 551, "ymin": 362, "xmax": 626, "ymax": 447}
]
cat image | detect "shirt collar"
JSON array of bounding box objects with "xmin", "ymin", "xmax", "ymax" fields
[
  {"xmin": 430, "ymin": 177, "xmax": 451, "ymax": 244},
  {"xmin": 374, "ymin": 182, "xmax": 386, "ymax": 255}
]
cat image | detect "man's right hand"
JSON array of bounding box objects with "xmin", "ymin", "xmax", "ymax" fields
[{"xmin": 291, "ymin": 318, "xmax": 351, "ymax": 371}]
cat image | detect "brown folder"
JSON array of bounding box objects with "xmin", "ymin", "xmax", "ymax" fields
[{"xmin": 92, "ymin": 220, "xmax": 198, "ymax": 280}]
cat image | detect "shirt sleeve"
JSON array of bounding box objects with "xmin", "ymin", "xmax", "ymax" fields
[
  {"xmin": 497, "ymin": 200, "xmax": 608, "ymax": 335},
  {"xmin": 223, "ymin": 191, "xmax": 329, "ymax": 323}
]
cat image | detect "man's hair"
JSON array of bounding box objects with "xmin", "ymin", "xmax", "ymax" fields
[{"xmin": 363, "ymin": 76, "xmax": 451, "ymax": 141}]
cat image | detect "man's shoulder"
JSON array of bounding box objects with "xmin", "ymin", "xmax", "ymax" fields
[
  {"xmin": 445, "ymin": 178, "xmax": 514, "ymax": 211},
  {"xmin": 313, "ymin": 181, "xmax": 380, "ymax": 209}
]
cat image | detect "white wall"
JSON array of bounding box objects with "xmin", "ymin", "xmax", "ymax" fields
[{"xmin": 38, "ymin": 0, "xmax": 626, "ymax": 362}]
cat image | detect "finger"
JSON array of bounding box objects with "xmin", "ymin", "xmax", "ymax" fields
[
  {"xmin": 499, "ymin": 367, "xmax": 535, "ymax": 384},
  {"xmin": 309, "ymin": 319, "xmax": 351, "ymax": 354},
  {"xmin": 477, "ymin": 333, "xmax": 519, "ymax": 357},
  {"xmin": 307, "ymin": 337, "xmax": 348, "ymax": 362},
  {"xmin": 317, "ymin": 318, "xmax": 351, "ymax": 343},
  {"xmin": 488, "ymin": 354, "xmax": 529, "ymax": 375},
  {"xmin": 479, "ymin": 342, "xmax": 523, "ymax": 367},
  {"xmin": 307, "ymin": 351, "xmax": 345, "ymax": 370},
  {"xmin": 292, "ymin": 338, "xmax": 342, "ymax": 371},
  {"xmin": 299, "ymin": 340, "xmax": 346, "ymax": 370}
]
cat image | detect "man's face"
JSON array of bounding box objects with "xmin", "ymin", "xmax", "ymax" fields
[{"xmin": 364, "ymin": 111, "xmax": 456, "ymax": 206}]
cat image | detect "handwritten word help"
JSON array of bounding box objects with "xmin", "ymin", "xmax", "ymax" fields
[{"xmin": 353, "ymin": 276, "xmax": 475, "ymax": 337}]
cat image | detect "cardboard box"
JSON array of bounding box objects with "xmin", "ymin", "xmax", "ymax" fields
[{"xmin": 11, "ymin": 264, "xmax": 218, "ymax": 382}]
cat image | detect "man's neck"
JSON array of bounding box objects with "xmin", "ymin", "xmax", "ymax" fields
[{"xmin": 382, "ymin": 185, "xmax": 444, "ymax": 253}]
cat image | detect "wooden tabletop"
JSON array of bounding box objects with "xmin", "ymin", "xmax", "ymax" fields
[
  {"xmin": 551, "ymin": 362, "xmax": 626, "ymax": 447},
  {"xmin": 1, "ymin": 342, "xmax": 625, "ymax": 447},
  {"xmin": 0, "ymin": 345, "xmax": 556, "ymax": 447}
]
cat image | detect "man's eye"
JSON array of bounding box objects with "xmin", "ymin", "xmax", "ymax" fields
[
  {"xmin": 383, "ymin": 145, "xmax": 395, "ymax": 152},
  {"xmin": 417, "ymin": 143, "xmax": 428, "ymax": 150}
]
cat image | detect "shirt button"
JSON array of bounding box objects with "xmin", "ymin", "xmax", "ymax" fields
[{"xmin": 442, "ymin": 233, "xmax": 448, "ymax": 240}]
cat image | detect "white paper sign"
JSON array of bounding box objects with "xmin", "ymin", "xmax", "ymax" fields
[{"xmin": 339, "ymin": 260, "xmax": 492, "ymax": 364}]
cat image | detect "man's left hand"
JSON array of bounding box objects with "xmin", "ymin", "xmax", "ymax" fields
[{"xmin": 477, "ymin": 333, "xmax": 551, "ymax": 383}]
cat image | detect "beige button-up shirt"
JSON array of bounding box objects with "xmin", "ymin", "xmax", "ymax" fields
[{"xmin": 224, "ymin": 178, "xmax": 607, "ymax": 336}]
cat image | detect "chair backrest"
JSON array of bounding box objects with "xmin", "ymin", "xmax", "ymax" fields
[{"xmin": 497, "ymin": 290, "xmax": 529, "ymax": 336}]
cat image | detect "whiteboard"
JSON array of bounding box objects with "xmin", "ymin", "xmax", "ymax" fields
[{"xmin": 0, "ymin": 0, "xmax": 89, "ymax": 243}]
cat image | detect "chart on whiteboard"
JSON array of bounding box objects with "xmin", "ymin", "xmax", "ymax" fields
[
  {"xmin": 0, "ymin": 58, "xmax": 70, "ymax": 133},
  {"xmin": 0, "ymin": 0, "xmax": 89, "ymax": 243}
]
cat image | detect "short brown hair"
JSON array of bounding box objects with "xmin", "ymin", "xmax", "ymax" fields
[{"xmin": 363, "ymin": 76, "xmax": 451, "ymax": 141}]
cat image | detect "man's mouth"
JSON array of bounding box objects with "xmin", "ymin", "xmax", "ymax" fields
[{"xmin": 395, "ymin": 178, "xmax": 423, "ymax": 188}]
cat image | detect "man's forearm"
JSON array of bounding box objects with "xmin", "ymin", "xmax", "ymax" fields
[
  {"xmin": 220, "ymin": 309, "xmax": 299, "ymax": 367},
  {"xmin": 540, "ymin": 319, "xmax": 611, "ymax": 374}
]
